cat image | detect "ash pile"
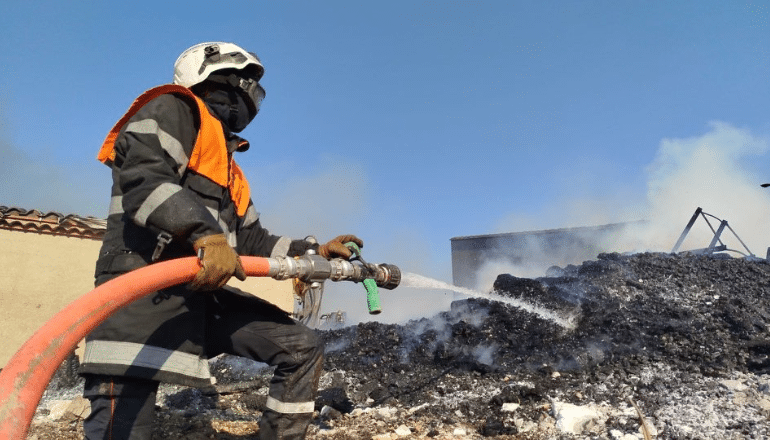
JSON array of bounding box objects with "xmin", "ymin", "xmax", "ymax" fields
[{"xmin": 318, "ymin": 252, "xmax": 770, "ymax": 439}]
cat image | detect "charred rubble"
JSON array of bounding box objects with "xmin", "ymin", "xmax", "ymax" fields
[
  {"xmin": 29, "ymin": 252, "xmax": 770, "ymax": 439},
  {"xmin": 317, "ymin": 252, "xmax": 770, "ymax": 438}
]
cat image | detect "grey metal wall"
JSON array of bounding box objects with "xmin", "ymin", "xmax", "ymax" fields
[{"xmin": 451, "ymin": 222, "xmax": 635, "ymax": 288}]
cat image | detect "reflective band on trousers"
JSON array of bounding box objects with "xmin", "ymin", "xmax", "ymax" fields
[
  {"xmin": 83, "ymin": 340, "xmax": 211, "ymax": 381},
  {"xmin": 265, "ymin": 396, "xmax": 315, "ymax": 414}
]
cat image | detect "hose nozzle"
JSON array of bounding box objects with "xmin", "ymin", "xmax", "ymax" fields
[
  {"xmin": 343, "ymin": 242, "xmax": 400, "ymax": 314},
  {"xmin": 268, "ymin": 246, "xmax": 401, "ymax": 315},
  {"xmin": 341, "ymin": 241, "xmax": 400, "ymax": 288},
  {"xmin": 270, "ymin": 254, "xmax": 400, "ymax": 287},
  {"xmin": 370, "ymin": 263, "xmax": 401, "ymax": 290}
]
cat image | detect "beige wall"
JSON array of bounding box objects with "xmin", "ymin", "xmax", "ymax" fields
[{"xmin": 0, "ymin": 229, "xmax": 293, "ymax": 367}]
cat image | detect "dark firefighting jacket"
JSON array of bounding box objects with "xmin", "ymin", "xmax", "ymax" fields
[{"xmin": 80, "ymin": 85, "xmax": 314, "ymax": 386}]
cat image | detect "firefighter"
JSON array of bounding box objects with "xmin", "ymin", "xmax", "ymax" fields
[{"xmin": 80, "ymin": 42, "xmax": 361, "ymax": 440}]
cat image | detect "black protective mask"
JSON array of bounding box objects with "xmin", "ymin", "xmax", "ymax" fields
[{"xmin": 201, "ymin": 88, "xmax": 254, "ymax": 133}]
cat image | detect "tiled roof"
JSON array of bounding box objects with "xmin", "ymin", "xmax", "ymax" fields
[{"xmin": 0, "ymin": 206, "xmax": 106, "ymax": 240}]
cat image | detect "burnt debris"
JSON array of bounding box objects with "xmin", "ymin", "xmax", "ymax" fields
[{"xmin": 319, "ymin": 252, "xmax": 770, "ymax": 438}]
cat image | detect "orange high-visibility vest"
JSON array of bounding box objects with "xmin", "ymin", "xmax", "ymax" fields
[{"xmin": 97, "ymin": 85, "xmax": 251, "ymax": 217}]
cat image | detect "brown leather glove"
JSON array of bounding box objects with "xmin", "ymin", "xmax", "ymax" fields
[
  {"xmin": 190, "ymin": 234, "xmax": 247, "ymax": 291},
  {"xmin": 318, "ymin": 235, "xmax": 364, "ymax": 260}
]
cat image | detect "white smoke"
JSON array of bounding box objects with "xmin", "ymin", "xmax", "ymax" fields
[
  {"xmin": 478, "ymin": 121, "xmax": 770, "ymax": 289},
  {"xmin": 639, "ymin": 121, "xmax": 770, "ymax": 253},
  {"xmin": 472, "ymin": 343, "xmax": 499, "ymax": 366}
]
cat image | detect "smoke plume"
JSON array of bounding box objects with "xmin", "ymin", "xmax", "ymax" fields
[
  {"xmin": 477, "ymin": 121, "xmax": 770, "ymax": 290},
  {"xmin": 640, "ymin": 121, "xmax": 770, "ymax": 253}
]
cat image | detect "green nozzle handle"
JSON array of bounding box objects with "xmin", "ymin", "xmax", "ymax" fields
[
  {"xmin": 344, "ymin": 242, "xmax": 381, "ymax": 314},
  {"xmin": 363, "ymin": 278, "xmax": 381, "ymax": 315}
]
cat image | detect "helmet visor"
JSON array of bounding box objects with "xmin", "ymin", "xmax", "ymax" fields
[{"xmin": 237, "ymin": 77, "xmax": 265, "ymax": 117}]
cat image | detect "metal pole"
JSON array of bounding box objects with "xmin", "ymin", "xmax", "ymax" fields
[
  {"xmin": 724, "ymin": 223, "xmax": 755, "ymax": 257},
  {"xmin": 672, "ymin": 207, "xmax": 702, "ymax": 253},
  {"xmin": 706, "ymin": 221, "xmax": 728, "ymax": 255}
]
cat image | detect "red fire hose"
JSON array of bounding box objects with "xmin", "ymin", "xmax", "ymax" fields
[{"xmin": 0, "ymin": 256, "xmax": 271, "ymax": 439}]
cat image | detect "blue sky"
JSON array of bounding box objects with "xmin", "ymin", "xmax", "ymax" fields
[{"xmin": 2, "ymin": 1, "xmax": 770, "ymax": 322}]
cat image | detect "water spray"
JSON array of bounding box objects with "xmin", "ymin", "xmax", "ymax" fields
[{"xmin": 400, "ymin": 272, "xmax": 577, "ymax": 329}]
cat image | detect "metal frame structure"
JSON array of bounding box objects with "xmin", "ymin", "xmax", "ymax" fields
[{"xmin": 671, "ymin": 207, "xmax": 756, "ymax": 258}]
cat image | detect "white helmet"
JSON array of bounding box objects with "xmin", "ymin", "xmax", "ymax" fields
[
  {"xmin": 174, "ymin": 42, "xmax": 264, "ymax": 87},
  {"xmin": 173, "ymin": 42, "xmax": 265, "ymax": 114}
]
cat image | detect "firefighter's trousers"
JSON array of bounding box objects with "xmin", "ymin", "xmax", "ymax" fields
[{"xmin": 82, "ymin": 291, "xmax": 324, "ymax": 440}]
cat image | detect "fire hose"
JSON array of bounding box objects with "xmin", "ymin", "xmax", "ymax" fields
[{"xmin": 0, "ymin": 250, "xmax": 400, "ymax": 439}]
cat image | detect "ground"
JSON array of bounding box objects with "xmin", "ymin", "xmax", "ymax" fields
[{"xmin": 24, "ymin": 252, "xmax": 770, "ymax": 439}]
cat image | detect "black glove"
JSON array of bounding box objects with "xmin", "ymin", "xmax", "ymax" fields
[
  {"xmin": 190, "ymin": 234, "xmax": 247, "ymax": 290},
  {"xmin": 318, "ymin": 235, "xmax": 363, "ymax": 260}
]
